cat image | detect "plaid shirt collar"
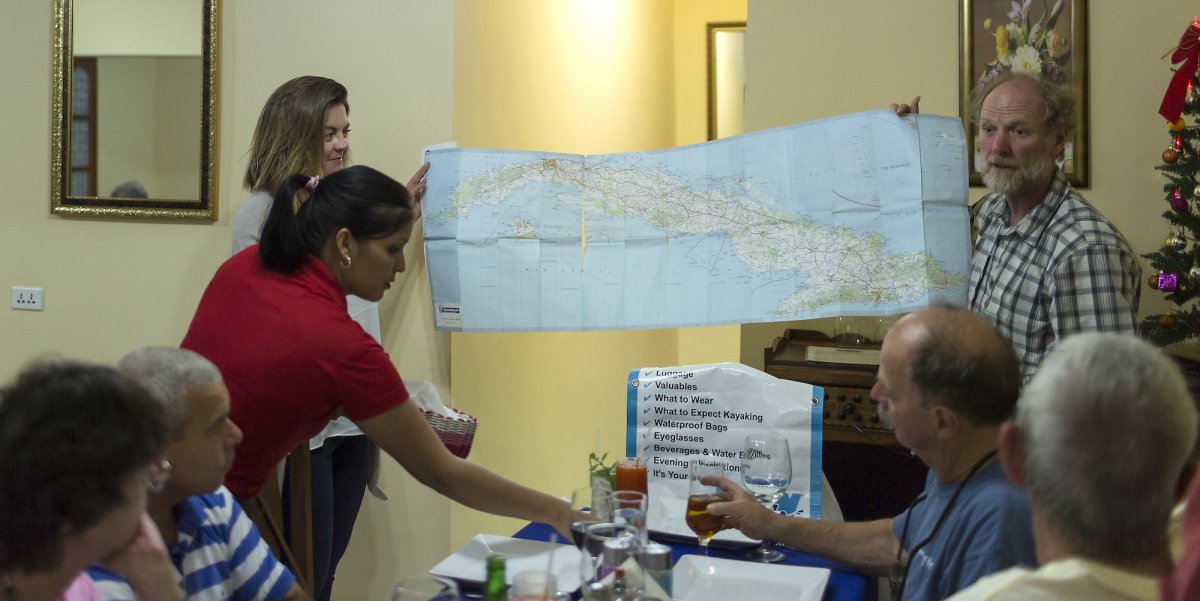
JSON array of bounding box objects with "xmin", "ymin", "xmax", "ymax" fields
[{"xmin": 979, "ymin": 169, "xmax": 1072, "ymax": 244}]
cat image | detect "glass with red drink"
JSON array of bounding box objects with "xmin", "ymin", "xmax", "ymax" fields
[{"xmin": 614, "ymin": 457, "xmax": 648, "ymax": 496}]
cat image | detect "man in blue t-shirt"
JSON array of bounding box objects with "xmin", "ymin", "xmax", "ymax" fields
[
  {"xmin": 89, "ymin": 347, "xmax": 306, "ymax": 601},
  {"xmin": 710, "ymin": 306, "xmax": 1036, "ymax": 600}
]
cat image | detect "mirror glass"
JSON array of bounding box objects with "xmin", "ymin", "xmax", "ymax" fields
[{"xmin": 51, "ymin": 0, "xmax": 219, "ymax": 219}]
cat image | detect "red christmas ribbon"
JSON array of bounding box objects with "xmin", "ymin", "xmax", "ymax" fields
[{"xmin": 1160, "ymin": 20, "xmax": 1200, "ymax": 124}]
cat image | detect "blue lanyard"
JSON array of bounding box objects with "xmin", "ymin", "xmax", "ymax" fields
[{"xmin": 889, "ymin": 449, "xmax": 998, "ymax": 601}]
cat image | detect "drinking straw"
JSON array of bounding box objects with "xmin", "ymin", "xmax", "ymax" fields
[{"xmin": 543, "ymin": 532, "xmax": 555, "ymax": 601}]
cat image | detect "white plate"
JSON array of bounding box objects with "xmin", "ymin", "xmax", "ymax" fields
[
  {"xmin": 428, "ymin": 534, "xmax": 583, "ymax": 592},
  {"xmin": 672, "ymin": 555, "xmax": 831, "ymax": 601},
  {"xmin": 645, "ymin": 496, "xmax": 757, "ymax": 546}
]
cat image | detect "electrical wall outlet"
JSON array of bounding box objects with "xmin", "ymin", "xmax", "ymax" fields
[{"xmin": 11, "ymin": 286, "xmax": 44, "ymax": 311}]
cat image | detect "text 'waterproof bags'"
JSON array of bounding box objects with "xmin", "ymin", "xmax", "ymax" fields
[{"xmin": 625, "ymin": 362, "xmax": 824, "ymax": 519}]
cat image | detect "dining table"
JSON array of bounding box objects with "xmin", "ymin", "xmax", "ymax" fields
[{"xmin": 512, "ymin": 521, "xmax": 876, "ymax": 601}]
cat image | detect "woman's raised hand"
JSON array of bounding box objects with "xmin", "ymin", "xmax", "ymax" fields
[{"xmin": 407, "ymin": 162, "xmax": 431, "ymax": 219}]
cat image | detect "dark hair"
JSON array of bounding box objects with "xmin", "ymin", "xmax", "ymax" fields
[
  {"xmin": 243, "ymin": 76, "xmax": 351, "ymax": 195},
  {"xmin": 0, "ymin": 361, "xmax": 167, "ymax": 572},
  {"xmin": 259, "ymin": 165, "xmax": 415, "ymax": 274},
  {"xmin": 906, "ymin": 306, "xmax": 1021, "ymax": 426}
]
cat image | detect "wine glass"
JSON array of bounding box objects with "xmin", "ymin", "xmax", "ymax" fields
[
  {"xmin": 582, "ymin": 522, "xmax": 637, "ymax": 584},
  {"xmin": 685, "ymin": 457, "xmax": 728, "ymax": 555},
  {"xmin": 834, "ymin": 316, "xmax": 867, "ymax": 346},
  {"xmin": 391, "ymin": 575, "xmax": 460, "ymax": 601},
  {"xmin": 741, "ymin": 433, "xmax": 791, "ymax": 563},
  {"xmin": 569, "ymin": 487, "xmax": 613, "ymax": 584},
  {"xmin": 569, "ymin": 487, "xmax": 614, "ymax": 547},
  {"xmin": 612, "ymin": 490, "xmax": 648, "ymax": 545}
]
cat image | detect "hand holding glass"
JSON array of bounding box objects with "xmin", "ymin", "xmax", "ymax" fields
[
  {"xmin": 568, "ymin": 487, "xmax": 614, "ymax": 548},
  {"xmin": 741, "ymin": 434, "xmax": 791, "ymax": 562},
  {"xmin": 570, "ymin": 487, "xmax": 614, "ymax": 585},
  {"xmin": 685, "ymin": 458, "xmax": 728, "ymax": 555}
]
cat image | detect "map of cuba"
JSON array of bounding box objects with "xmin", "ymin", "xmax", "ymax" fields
[{"xmin": 423, "ymin": 110, "xmax": 970, "ymax": 332}]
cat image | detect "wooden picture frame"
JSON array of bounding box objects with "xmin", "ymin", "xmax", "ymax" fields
[{"xmin": 959, "ymin": 0, "xmax": 1088, "ymax": 187}]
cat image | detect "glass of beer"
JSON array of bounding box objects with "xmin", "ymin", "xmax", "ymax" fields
[{"xmin": 685, "ymin": 458, "xmax": 728, "ymax": 555}]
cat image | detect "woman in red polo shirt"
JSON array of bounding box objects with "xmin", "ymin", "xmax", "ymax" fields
[{"xmin": 182, "ymin": 166, "xmax": 576, "ymax": 561}]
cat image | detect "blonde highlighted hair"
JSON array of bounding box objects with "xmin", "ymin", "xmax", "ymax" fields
[{"xmin": 243, "ymin": 76, "xmax": 351, "ymax": 195}]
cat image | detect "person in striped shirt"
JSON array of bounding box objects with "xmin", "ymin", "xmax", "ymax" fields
[{"xmin": 89, "ymin": 347, "xmax": 307, "ymax": 601}]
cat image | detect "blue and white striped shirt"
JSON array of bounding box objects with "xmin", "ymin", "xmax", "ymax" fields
[{"xmin": 89, "ymin": 486, "xmax": 295, "ymax": 601}]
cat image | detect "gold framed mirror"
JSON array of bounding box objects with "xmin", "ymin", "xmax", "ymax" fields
[{"xmin": 51, "ymin": 0, "xmax": 219, "ymax": 220}]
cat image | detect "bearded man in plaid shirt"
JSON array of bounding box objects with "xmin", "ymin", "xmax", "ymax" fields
[{"xmin": 896, "ymin": 73, "xmax": 1140, "ymax": 379}]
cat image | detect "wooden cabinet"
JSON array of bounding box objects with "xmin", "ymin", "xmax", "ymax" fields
[{"xmin": 765, "ymin": 329, "xmax": 926, "ymax": 521}]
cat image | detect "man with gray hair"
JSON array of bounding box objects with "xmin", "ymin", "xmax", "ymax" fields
[
  {"xmin": 946, "ymin": 333, "xmax": 1198, "ymax": 600},
  {"xmin": 88, "ymin": 347, "xmax": 308, "ymax": 601},
  {"xmin": 709, "ymin": 306, "xmax": 1036, "ymax": 600}
]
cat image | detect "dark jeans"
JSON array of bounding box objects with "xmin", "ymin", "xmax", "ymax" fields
[{"xmin": 283, "ymin": 434, "xmax": 373, "ymax": 601}]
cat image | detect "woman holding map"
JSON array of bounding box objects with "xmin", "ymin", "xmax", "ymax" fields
[
  {"xmin": 231, "ymin": 75, "xmax": 431, "ymax": 601},
  {"xmin": 186, "ymin": 164, "xmax": 579, "ymax": 598}
]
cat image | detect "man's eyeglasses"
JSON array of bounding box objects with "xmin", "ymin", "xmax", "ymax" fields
[{"xmin": 145, "ymin": 458, "xmax": 171, "ymax": 492}]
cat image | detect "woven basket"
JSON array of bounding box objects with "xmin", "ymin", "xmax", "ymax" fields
[{"xmin": 422, "ymin": 408, "xmax": 477, "ymax": 459}]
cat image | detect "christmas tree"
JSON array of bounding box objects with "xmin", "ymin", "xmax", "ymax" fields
[{"xmin": 1143, "ymin": 19, "xmax": 1200, "ymax": 346}]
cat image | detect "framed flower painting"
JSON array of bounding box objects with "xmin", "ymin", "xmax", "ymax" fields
[{"xmin": 960, "ymin": 0, "xmax": 1089, "ymax": 187}]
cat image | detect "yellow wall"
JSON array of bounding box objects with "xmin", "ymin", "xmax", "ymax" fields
[
  {"xmin": 672, "ymin": 0, "xmax": 747, "ymax": 366},
  {"xmin": 448, "ymin": 0, "xmax": 748, "ymax": 547},
  {"xmin": 450, "ymin": 0, "xmax": 676, "ymax": 545},
  {"xmin": 673, "ymin": 0, "xmax": 748, "ymax": 145}
]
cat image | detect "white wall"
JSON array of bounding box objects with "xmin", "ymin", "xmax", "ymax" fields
[
  {"xmin": 74, "ymin": 0, "xmax": 200, "ymax": 56},
  {"xmin": 1, "ymin": 3, "xmax": 454, "ymax": 601}
]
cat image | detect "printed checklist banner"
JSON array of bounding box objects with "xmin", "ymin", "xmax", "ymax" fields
[{"xmin": 625, "ymin": 362, "xmax": 824, "ymax": 519}]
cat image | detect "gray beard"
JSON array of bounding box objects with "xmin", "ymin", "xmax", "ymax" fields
[{"xmin": 980, "ymin": 157, "xmax": 1056, "ymax": 196}]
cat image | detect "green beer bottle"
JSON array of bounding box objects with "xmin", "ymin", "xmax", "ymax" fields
[{"xmin": 482, "ymin": 553, "xmax": 507, "ymax": 601}]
